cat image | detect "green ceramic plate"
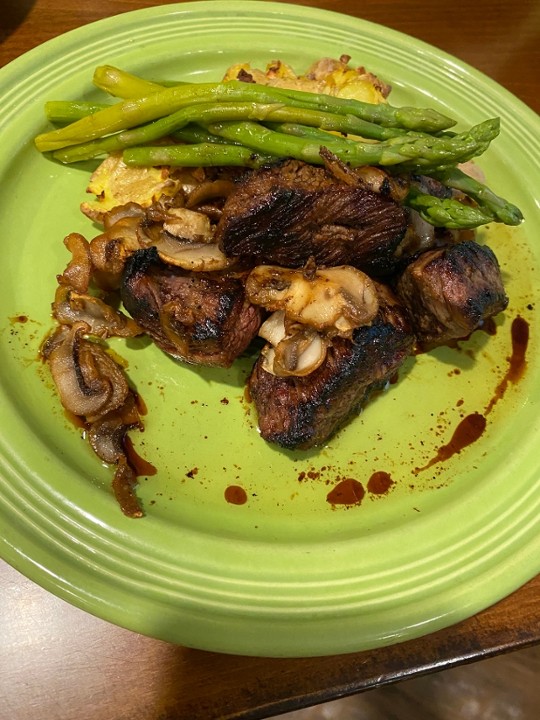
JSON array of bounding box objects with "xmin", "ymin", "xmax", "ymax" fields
[{"xmin": 0, "ymin": 1, "xmax": 538, "ymax": 657}]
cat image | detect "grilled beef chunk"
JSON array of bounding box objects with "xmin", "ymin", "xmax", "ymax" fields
[
  {"xmin": 396, "ymin": 240, "xmax": 508, "ymax": 347},
  {"xmin": 215, "ymin": 160, "xmax": 409, "ymax": 276},
  {"xmin": 121, "ymin": 248, "xmax": 262, "ymax": 367},
  {"xmin": 248, "ymin": 283, "xmax": 414, "ymax": 449}
]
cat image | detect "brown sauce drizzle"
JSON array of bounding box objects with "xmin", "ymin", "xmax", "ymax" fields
[
  {"xmin": 326, "ymin": 478, "xmax": 365, "ymax": 506},
  {"xmin": 111, "ymin": 438, "xmax": 157, "ymax": 519},
  {"xmin": 485, "ymin": 315, "xmax": 529, "ymax": 415},
  {"xmin": 123, "ymin": 435, "xmax": 157, "ymax": 477},
  {"xmin": 225, "ymin": 485, "xmax": 248, "ymax": 505},
  {"xmin": 413, "ymin": 315, "xmax": 529, "ymax": 476},
  {"xmin": 414, "ymin": 412, "xmax": 486, "ymax": 474},
  {"xmin": 367, "ymin": 471, "xmax": 394, "ymax": 495}
]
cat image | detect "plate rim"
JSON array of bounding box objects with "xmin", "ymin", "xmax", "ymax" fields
[{"xmin": 0, "ymin": 0, "xmax": 539, "ymax": 657}]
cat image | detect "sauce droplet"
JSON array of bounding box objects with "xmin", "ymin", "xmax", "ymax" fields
[
  {"xmin": 326, "ymin": 478, "xmax": 365, "ymax": 506},
  {"xmin": 225, "ymin": 485, "xmax": 248, "ymax": 505},
  {"xmin": 414, "ymin": 412, "xmax": 486, "ymax": 473},
  {"xmin": 367, "ymin": 471, "xmax": 394, "ymax": 495}
]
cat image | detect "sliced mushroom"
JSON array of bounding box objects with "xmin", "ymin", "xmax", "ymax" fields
[
  {"xmin": 258, "ymin": 311, "xmax": 328, "ymax": 377},
  {"xmin": 88, "ymin": 395, "xmax": 145, "ymax": 519},
  {"xmin": 43, "ymin": 322, "xmax": 146, "ymax": 519},
  {"xmin": 246, "ymin": 264, "xmax": 379, "ymax": 336},
  {"xmin": 395, "ymin": 209, "xmax": 436, "ymax": 258},
  {"xmin": 57, "ymin": 233, "xmax": 93, "ymax": 293},
  {"xmin": 353, "ymin": 165, "xmax": 410, "ymax": 202},
  {"xmin": 143, "ymin": 206, "xmax": 232, "ymax": 271},
  {"xmin": 90, "ymin": 199, "xmax": 233, "ymax": 282},
  {"xmin": 52, "ymin": 286, "xmax": 143, "ymax": 339},
  {"xmin": 88, "ymin": 393, "xmax": 142, "ymax": 465},
  {"xmin": 88, "ymin": 207, "xmax": 155, "ymax": 289},
  {"xmin": 162, "ymin": 207, "xmax": 213, "ymax": 243},
  {"xmin": 43, "ymin": 322, "xmax": 130, "ymax": 422},
  {"xmin": 150, "ymin": 233, "xmax": 231, "ymax": 272},
  {"xmin": 88, "ymin": 234, "xmax": 134, "ymax": 291},
  {"xmin": 102, "ymin": 202, "xmax": 147, "ymax": 230},
  {"xmin": 186, "ymin": 179, "xmax": 236, "ymax": 208},
  {"xmin": 258, "ymin": 309, "xmax": 288, "ymax": 346}
]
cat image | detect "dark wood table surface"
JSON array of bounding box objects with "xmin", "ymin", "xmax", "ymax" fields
[{"xmin": 1, "ymin": 1, "xmax": 539, "ymax": 719}]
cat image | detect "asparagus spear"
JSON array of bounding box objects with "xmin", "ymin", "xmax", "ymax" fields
[
  {"xmin": 123, "ymin": 117, "xmax": 495, "ymax": 171},
  {"xmin": 51, "ymin": 100, "xmax": 412, "ymax": 163},
  {"xmin": 122, "ymin": 143, "xmax": 274, "ymax": 168},
  {"xmin": 203, "ymin": 118, "xmax": 498, "ymax": 169},
  {"xmin": 235, "ymin": 122, "xmax": 518, "ymax": 225},
  {"xmin": 35, "ymin": 84, "xmax": 259, "ymax": 152},
  {"xmin": 45, "ymin": 100, "xmax": 109, "ymax": 124},
  {"xmin": 434, "ymin": 166, "xmax": 523, "ymax": 225},
  {"xmin": 93, "ymin": 65, "xmax": 167, "ymax": 99},
  {"xmin": 34, "ymin": 77, "xmax": 456, "ymax": 153},
  {"xmin": 267, "ymin": 121, "xmax": 361, "ymax": 146},
  {"xmin": 405, "ymin": 187, "xmax": 496, "ymax": 228},
  {"xmin": 172, "ymin": 123, "xmax": 242, "ymax": 145},
  {"xmin": 92, "ymin": 65, "xmax": 456, "ymax": 133}
]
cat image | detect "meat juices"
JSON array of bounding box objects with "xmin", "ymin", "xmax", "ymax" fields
[
  {"xmin": 247, "ymin": 284, "xmax": 415, "ymax": 449},
  {"xmin": 121, "ymin": 247, "xmax": 262, "ymax": 367}
]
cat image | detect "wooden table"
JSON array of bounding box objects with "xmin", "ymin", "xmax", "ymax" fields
[{"xmin": 1, "ymin": 1, "xmax": 539, "ymax": 718}]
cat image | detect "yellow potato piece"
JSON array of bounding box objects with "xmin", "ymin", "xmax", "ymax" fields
[
  {"xmin": 81, "ymin": 153, "xmax": 179, "ymax": 221},
  {"xmin": 222, "ymin": 57, "xmax": 390, "ymax": 105}
]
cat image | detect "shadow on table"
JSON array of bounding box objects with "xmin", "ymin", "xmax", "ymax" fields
[{"xmin": 1, "ymin": 0, "xmax": 36, "ymax": 42}]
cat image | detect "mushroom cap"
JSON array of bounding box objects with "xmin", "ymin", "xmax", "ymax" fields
[{"xmin": 246, "ymin": 264, "xmax": 379, "ymax": 336}]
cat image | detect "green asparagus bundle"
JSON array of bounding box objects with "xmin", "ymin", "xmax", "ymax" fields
[{"xmin": 34, "ymin": 64, "xmax": 523, "ymax": 230}]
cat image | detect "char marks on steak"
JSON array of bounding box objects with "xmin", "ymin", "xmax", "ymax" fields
[
  {"xmin": 396, "ymin": 240, "xmax": 508, "ymax": 347},
  {"xmin": 121, "ymin": 247, "xmax": 262, "ymax": 367},
  {"xmin": 248, "ymin": 283, "xmax": 415, "ymax": 449},
  {"xmin": 215, "ymin": 160, "xmax": 409, "ymax": 276}
]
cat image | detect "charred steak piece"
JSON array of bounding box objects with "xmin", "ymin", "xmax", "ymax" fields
[
  {"xmin": 247, "ymin": 284, "xmax": 415, "ymax": 449},
  {"xmin": 395, "ymin": 240, "xmax": 508, "ymax": 347},
  {"xmin": 121, "ymin": 248, "xmax": 262, "ymax": 367},
  {"xmin": 215, "ymin": 160, "xmax": 409, "ymax": 276}
]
